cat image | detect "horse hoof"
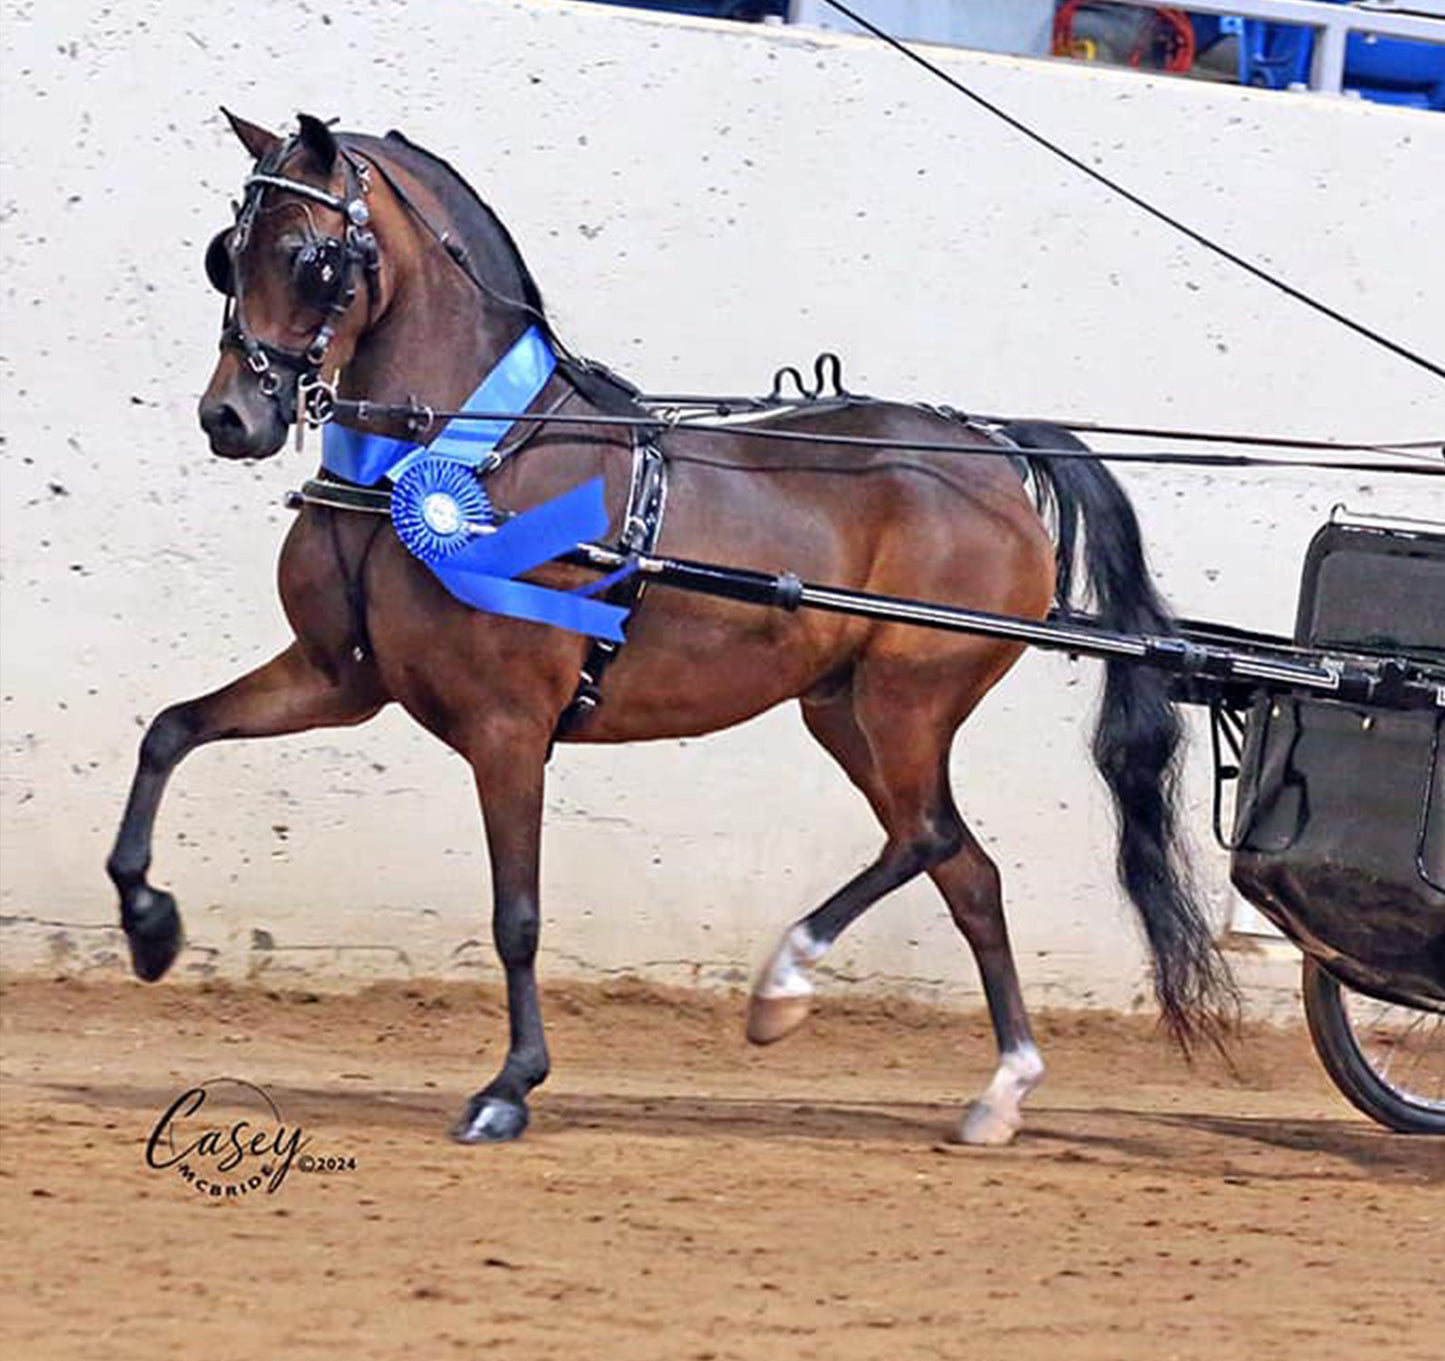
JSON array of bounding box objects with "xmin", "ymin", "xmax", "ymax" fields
[
  {"xmin": 452, "ymin": 1095, "xmax": 530, "ymax": 1145},
  {"xmin": 745, "ymin": 993, "xmax": 812, "ymax": 1046},
  {"xmin": 955, "ymin": 1100, "xmax": 1021, "ymax": 1148},
  {"xmin": 124, "ymin": 886, "xmax": 183, "ymax": 983}
]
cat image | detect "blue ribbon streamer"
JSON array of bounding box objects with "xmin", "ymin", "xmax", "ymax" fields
[
  {"xmin": 573, "ymin": 559, "xmax": 639, "ymax": 598},
  {"xmin": 320, "ymin": 326, "xmax": 629, "ymax": 641},
  {"xmin": 435, "ymin": 478, "xmax": 626, "ymax": 640}
]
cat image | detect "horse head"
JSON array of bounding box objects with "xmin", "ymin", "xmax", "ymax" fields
[
  {"xmin": 198, "ymin": 112, "xmax": 556, "ymax": 463},
  {"xmin": 198, "ymin": 110, "xmax": 385, "ymax": 460}
]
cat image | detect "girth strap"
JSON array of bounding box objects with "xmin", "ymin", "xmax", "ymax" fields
[{"xmin": 552, "ymin": 437, "xmax": 669, "ymax": 741}]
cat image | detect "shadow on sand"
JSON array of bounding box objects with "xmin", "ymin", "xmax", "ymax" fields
[{"xmin": 42, "ymin": 1077, "xmax": 1444, "ymax": 1183}]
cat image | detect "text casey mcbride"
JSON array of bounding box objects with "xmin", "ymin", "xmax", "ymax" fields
[{"xmin": 145, "ymin": 1086, "xmax": 307, "ymax": 1197}]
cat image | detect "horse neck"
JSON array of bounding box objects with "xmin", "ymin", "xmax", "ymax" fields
[
  {"xmin": 343, "ymin": 286, "xmax": 507, "ymax": 416},
  {"xmin": 339, "ymin": 189, "xmax": 538, "ymax": 428}
]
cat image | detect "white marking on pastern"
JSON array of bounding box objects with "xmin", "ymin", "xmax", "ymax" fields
[
  {"xmin": 958, "ymin": 1042, "xmax": 1045, "ymax": 1147},
  {"xmin": 755, "ymin": 923, "xmax": 826, "ymax": 1000}
]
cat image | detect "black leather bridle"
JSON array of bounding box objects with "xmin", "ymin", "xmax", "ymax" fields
[{"xmin": 205, "ymin": 135, "xmax": 380, "ymax": 423}]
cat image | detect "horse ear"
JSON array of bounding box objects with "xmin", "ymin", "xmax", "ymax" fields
[
  {"xmin": 296, "ymin": 113, "xmax": 338, "ymax": 172},
  {"xmin": 221, "ymin": 108, "xmax": 282, "ymax": 162}
]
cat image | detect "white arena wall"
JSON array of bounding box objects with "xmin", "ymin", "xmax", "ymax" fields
[{"xmin": 2, "ymin": 1, "xmax": 1442, "ymax": 1016}]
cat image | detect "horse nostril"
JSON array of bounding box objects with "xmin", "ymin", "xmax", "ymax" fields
[{"xmin": 199, "ymin": 401, "xmax": 246, "ymax": 437}]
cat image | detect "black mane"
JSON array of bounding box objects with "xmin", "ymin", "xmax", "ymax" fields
[
  {"xmin": 351, "ymin": 127, "xmax": 552, "ymax": 335},
  {"xmin": 347, "ymin": 127, "xmax": 643, "ymax": 413}
]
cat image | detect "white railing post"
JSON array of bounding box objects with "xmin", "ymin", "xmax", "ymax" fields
[{"xmin": 1312, "ymin": 11, "xmax": 1350, "ymax": 93}]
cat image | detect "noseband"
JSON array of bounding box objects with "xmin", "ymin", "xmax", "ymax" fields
[{"xmin": 206, "ymin": 138, "xmax": 380, "ymax": 421}]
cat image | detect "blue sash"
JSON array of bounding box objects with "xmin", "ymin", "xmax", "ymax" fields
[{"xmin": 321, "ymin": 326, "xmax": 627, "ymax": 641}]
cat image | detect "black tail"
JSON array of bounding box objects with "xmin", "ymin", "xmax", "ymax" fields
[{"xmin": 1006, "ymin": 421, "xmax": 1238, "ymax": 1049}]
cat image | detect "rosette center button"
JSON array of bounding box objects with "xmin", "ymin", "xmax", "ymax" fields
[{"xmin": 422, "ymin": 492, "xmax": 464, "ymax": 537}]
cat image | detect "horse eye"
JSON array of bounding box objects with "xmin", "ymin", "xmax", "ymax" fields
[{"xmin": 204, "ymin": 230, "xmax": 234, "ymax": 295}]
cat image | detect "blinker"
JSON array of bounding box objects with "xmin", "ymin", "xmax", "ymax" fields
[{"xmin": 205, "ymin": 229, "xmax": 234, "ymax": 295}]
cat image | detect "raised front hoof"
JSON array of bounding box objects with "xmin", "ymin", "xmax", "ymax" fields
[
  {"xmin": 452, "ymin": 1095, "xmax": 530, "ymax": 1145},
  {"xmin": 124, "ymin": 886, "xmax": 184, "ymax": 983},
  {"xmin": 954, "ymin": 1100, "xmax": 1022, "ymax": 1148},
  {"xmin": 745, "ymin": 993, "xmax": 812, "ymax": 1046}
]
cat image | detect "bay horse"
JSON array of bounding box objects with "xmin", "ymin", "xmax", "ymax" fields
[{"xmin": 106, "ymin": 113, "xmax": 1233, "ymax": 1147}]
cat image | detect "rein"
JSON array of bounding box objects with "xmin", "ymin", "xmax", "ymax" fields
[
  {"xmin": 358, "ymin": 140, "xmax": 566, "ymax": 354},
  {"xmin": 300, "ymin": 378, "xmax": 1445, "ymax": 478},
  {"xmin": 213, "ymin": 137, "xmax": 1441, "ymax": 481}
]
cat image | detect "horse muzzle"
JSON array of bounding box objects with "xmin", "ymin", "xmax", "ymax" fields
[{"xmin": 199, "ymin": 369, "xmax": 291, "ymax": 460}]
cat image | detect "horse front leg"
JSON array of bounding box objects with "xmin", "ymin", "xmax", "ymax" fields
[
  {"xmin": 106, "ymin": 644, "xmax": 383, "ymax": 981},
  {"xmin": 452, "ymin": 727, "xmax": 551, "ymax": 1145}
]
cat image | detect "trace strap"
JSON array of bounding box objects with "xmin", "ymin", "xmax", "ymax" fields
[{"xmin": 321, "ymin": 326, "xmax": 629, "ymax": 641}]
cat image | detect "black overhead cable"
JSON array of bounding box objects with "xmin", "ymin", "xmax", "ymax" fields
[{"xmin": 818, "ymin": 0, "xmax": 1445, "ymax": 386}]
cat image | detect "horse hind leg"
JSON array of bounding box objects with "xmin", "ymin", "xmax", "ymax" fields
[
  {"xmin": 751, "ymin": 667, "xmax": 1044, "ymax": 1146},
  {"xmin": 747, "ymin": 683, "xmax": 961, "ymax": 1044},
  {"xmin": 928, "ymin": 824, "xmax": 1045, "ymax": 1146}
]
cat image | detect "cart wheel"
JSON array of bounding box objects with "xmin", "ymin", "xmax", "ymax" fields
[{"xmin": 1301, "ymin": 957, "xmax": 1445, "ymax": 1135}]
